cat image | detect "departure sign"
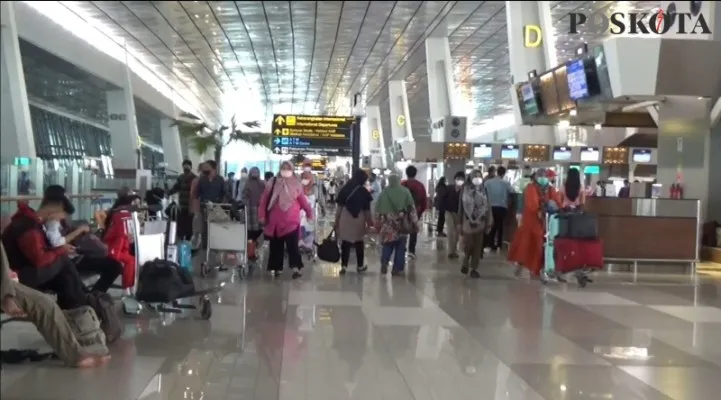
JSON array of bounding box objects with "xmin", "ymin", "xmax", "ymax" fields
[{"xmin": 271, "ymin": 114, "xmax": 354, "ymax": 156}]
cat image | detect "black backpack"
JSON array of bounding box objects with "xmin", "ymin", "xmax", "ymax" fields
[{"xmin": 135, "ymin": 258, "xmax": 195, "ymax": 303}]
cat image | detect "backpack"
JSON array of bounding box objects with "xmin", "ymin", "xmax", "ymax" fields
[
  {"xmin": 135, "ymin": 258, "xmax": 195, "ymax": 303},
  {"xmin": 63, "ymin": 305, "xmax": 109, "ymax": 353},
  {"xmin": 85, "ymin": 292, "xmax": 122, "ymax": 344}
]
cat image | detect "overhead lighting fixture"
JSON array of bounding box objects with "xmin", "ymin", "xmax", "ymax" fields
[
  {"xmin": 558, "ymin": 120, "xmax": 570, "ymax": 128},
  {"xmin": 594, "ymin": 123, "xmax": 602, "ymax": 130},
  {"xmin": 570, "ymin": 109, "xmax": 578, "ymax": 116}
]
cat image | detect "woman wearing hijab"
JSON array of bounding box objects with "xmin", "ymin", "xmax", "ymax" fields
[
  {"xmin": 243, "ymin": 167, "xmax": 266, "ymax": 259},
  {"xmin": 508, "ymin": 168, "xmax": 562, "ymax": 278},
  {"xmin": 258, "ymin": 161, "xmax": 313, "ymax": 278},
  {"xmin": 458, "ymin": 169, "xmax": 493, "ymax": 278},
  {"xmin": 374, "ymin": 174, "xmax": 417, "ymax": 275},
  {"xmin": 335, "ymin": 169, "xmax": 373, "ymax": 275}
]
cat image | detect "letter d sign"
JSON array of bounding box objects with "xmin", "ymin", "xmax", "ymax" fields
[{"xmin": 523, "ymin": 25, "xmax": 542, "ymax": 48}]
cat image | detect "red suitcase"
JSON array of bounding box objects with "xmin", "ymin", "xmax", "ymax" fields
[{"xmin": 554, "ymin": 238, "xmax": 604, "ymax": 274}]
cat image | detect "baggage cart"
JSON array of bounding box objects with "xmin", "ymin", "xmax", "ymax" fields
[
  {"xmin": 121, "ymin": 211, "xmax": 220, "ymax": 319},
  {"xmin": 541, "ymin": 212, "xmax": 594, "ymax": 287},
  {"xmin": 200, "ymin": 202, "xmax": 250, "ymax": 278}
]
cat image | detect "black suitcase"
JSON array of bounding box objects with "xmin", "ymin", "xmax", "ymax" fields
[{"xmin": 557, "ymin": 211, "xmax": 598, "ymax": 239}]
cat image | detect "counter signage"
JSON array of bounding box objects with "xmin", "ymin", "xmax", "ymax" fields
[
  {"xmin": 501, "ymin": 145, "xmax": 520, "ymax": 160},
  {"xmin": 552, "ymin": 146, "xmax": 572, "ymax": 161},
  {"xmin": 473, "ymin": 144, "xmax": 493, "ymax": 159},
  {"xmin": 271, "ymin": 114, "xmax": 354, "ymax": 156},
  {"xmin": 580, "ymin": 147, "xmax": 600, "ymax": 162},
  {"xmin": 554, "ymin": 66, "xmax": 575, "ymax": 112}
]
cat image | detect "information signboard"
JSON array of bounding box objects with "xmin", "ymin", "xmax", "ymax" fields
[{"xmin": 271, "ymin": 114, "xmax": 354, "ymax": 156}]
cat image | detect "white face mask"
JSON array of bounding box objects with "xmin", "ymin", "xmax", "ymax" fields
[
  {"xmin": 240, "ymin": 173, "xmax": 248, "ymax": 178},
  {"xmin": 280, "ymin": 170, "xmax": 292, "ymax": 178},
  {"xmin": 455, "ymin": 179, "xmax": 464, "ymax": 186},
  {"xmin": 472, "ymin": 177, "xmax": 482, "ymax": 186},
  {"xmin": 300, "ymin": 179, "xmax": 310, "ymax": 186},
  {"xmin": 303, "ymin": 167, "xmax": 312, "ymax": 172}
]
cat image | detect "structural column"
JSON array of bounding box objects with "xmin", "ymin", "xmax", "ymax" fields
[
  {"xmin": 160, "ymin": 117, "xmax": 183, "ymax": 172},
  {"xmin": 387, "ymin": 80, "xmax": 413, "ymax": 142},
  {"xmin": 365, "ymin": 105, "xmax": 386, "ymax": 169},
  {"xmin": 0, "ymin": 1, "xmax": 36, "ymax": 160},
  {"xmin": 425, "ymin": 37, "xmax": 464, "ymax": 180},
  {"xmin": 656, "ymin": 96, "xmax": 712, "ymax": 219},
  {"xmin": 506, "ymin": 0, "xmax": 556, "ymax": 145}
]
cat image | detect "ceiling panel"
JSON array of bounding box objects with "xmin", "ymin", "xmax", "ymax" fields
[{"xmin": 62, "ymin": 1, "xmax": 659, "ymax": 133}]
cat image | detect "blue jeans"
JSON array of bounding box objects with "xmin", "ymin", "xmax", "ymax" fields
[{"xmin": 381, "ymin": 238, "xmax": 406, "ymax": 271}]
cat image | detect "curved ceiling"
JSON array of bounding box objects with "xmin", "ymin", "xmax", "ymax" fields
[{"xmin": 61, "ymin": 1, "xmax": 660, "ymax": 133}]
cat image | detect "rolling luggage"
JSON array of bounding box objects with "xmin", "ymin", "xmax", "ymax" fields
[
  {"xmin": 553, "ymin": 237, "xmax": 604, "ymax": 274},
  {"xmin": 543, "ymin": 213, "xmax": 560, "ymax": 275},
  {"xmin": 557, "ymin": 211, "xmax": 598, "ymax": 239}
]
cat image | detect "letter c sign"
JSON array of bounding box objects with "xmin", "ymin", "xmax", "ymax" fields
[{"xmin": 524, "ymin": 25, "xmax": 542, "ymax": 48}]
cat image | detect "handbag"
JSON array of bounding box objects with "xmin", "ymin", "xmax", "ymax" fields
[{"xmin": 315, "ymin": 230, "xmax": 341, "ymax": 263}]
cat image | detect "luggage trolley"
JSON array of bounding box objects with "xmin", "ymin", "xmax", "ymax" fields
[
  {"xmin": 200, "ymin": 202, "xmax": 250, "ymax": 278},
  {"xmin": 121, "ymin": 211, "xmax": 218, "ymax": 319},
  {"xmin": 541, "ymin": 212, "xmax": 595, "ymax": 287}
]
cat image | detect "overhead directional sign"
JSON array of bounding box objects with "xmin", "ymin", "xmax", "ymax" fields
[{"xmin": 271, "ymin": 114, "xmax": 355, "ymax": 156}]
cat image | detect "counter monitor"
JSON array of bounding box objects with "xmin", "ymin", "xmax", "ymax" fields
[
  {"xmin": 501, "ymin": 145, "xmax": 520, "ymax": 160},
  {"xmin": 580, "ymin": 147, "xmax": 600, "ymax": 162},
  {"xmin": 552, "ymin": 146, "xmax": 572, "ymax": 161},
  {"xmin": 567, "ymin": 59, "xmax": 590, "ymax": 100},
  {"xmin": 632, "ymin": 149, "xmax": 652, "ymax": 163},
  {"xmin": 473, "ymin": 144, "xmax": 493, "ymax": 159}
]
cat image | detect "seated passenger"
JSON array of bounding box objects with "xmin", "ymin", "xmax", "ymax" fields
[
  {"xmin": 42, "ymin": 185, "xmax": 90, "ymax": 250},
  {"xmin": 507, "ymin": 168, "xmax": 562, "ymax": 277},
  {"xmin": 103, "ymin": 194, "xmax": 140, "ymax": 289},
  {"xmin": 1, "ymin": 195, "xmax": 89, "ymax": 310},
  {"xmin": 1, "ymin": 241, "xmax": 110, "ymax": 367}
]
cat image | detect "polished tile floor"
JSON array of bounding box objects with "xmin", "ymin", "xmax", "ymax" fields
[{"xmin": 2, "ymin": 230, "xmax": 721, "ymax": 400}]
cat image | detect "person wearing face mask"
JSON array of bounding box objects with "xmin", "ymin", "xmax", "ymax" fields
[
  {"xmin": 457, "ymin": 170, "xmax": 493, "ymax": 278},
  {"xmin": 433, "ymin": 178, "xmax": 448, "ymax": 237},
  {"xmin": 232, "ymin": 168, "xmax": 249, "ymax": 203},
  {"xmin": 443, "ymin": 171, "xmax": 465, "ymax": 259},
  {"xmin": 483, "ymin": 166, "xmax": 515, "ymax": 252},
  {"xmin": 507, "ymin": 168, "xmax": 562, "ymax": 278},
  {"xmin": 335, "ymin": 169, "xmax": 374, "ymax": 274},
  {"xmin": 242, "ymin": 167, "xmax": 266, "ymax": 259},
  {"xmin": 196, "ymin": 160, "xmax": 226, "ymax": 249},
  {"xmin": 168, "ymin": 160, "xmax": 197, "ymax": 241},
  {"xmin": 258, "ymin": 161, "xmax": 313, "ymax": 278},
  {"xmin": 301, "ymin": 160, "xmax": 326, "ymax": 217},
  {"xmin": 225, "ymin": 171, "xmax": 236, "ymax": 202}
]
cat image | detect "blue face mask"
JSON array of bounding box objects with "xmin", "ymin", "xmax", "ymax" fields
[{"xmin": 537, "ymin": 177, "xmax": 549, "ymax": 186}]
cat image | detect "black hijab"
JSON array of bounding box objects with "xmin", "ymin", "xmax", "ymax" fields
[{"xmin": 336, "ymin": 169, "xmax": 373, "ymax": 218}]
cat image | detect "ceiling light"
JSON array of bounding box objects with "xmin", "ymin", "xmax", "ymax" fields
[
  {"xmin": 570, "ymin": 109, "xmax": 577, "ymax": 116},
  {"xmin": 558, "ymin": 120, "xmax": 570, "ymax": 128},
  {"xmin": 194, "ymin": 14, "xmax": 199, "ymax": 19},
  {"xmin": 594, "ymin": 123, "xmax": 602, "ymax": 130}
]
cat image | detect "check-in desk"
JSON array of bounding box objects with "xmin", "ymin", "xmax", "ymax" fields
[{"xmin": 503, "ymin": 197, "xmax": 701, "ymax": 271}]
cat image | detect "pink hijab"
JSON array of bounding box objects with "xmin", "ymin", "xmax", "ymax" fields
[{"xmin": 270, "ymin": 161, "xmax": 302, "ymax": 211}]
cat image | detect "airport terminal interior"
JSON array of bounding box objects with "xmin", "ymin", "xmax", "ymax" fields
[{"xmin": 1, "ymin": 1, "xmax": 721, "ymax": 399}]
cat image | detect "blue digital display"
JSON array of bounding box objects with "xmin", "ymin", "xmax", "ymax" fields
[{"xmin": 567, "ymin": 60, "xmax": 589, "ymax": 101}]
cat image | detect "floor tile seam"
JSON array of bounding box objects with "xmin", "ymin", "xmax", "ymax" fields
[
  {"xmin": 371, "ymin": 323, "xmax": 422, "ymax": 400},
  {"xmin": 395, "ymin": 274, "xmax": 556, "ymax": 400}
]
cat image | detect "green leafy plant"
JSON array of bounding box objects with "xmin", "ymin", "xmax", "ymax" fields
[{"xmin": 171, "ymin": 112, "xmax": 272, "ymax": 168}]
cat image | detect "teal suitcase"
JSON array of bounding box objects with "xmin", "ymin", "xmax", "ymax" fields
[{"xmin": 544, "ymin": 214, "xmax": 559, "ymax": 275}]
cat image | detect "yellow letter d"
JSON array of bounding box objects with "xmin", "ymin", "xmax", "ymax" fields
[{"xmin": 524, "ymin": 25, "xmax": 542, "ymax": 48}]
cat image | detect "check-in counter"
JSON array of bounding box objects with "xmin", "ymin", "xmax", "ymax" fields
[{"xmin": 503, "ymin": 197, "xmax": 701, "ymax": 268}]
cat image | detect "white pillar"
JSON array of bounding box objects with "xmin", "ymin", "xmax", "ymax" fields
[
  {"xmin": 387, "ymin": 80, "xmax": 413, "ymax": 142},
  {"xmin": 0, "ymin": 1, "xmax": 36, "ymax": 159},
  {"xmin": 160, "ymin": 118, "xmax": 183, "ymax": 172},
  {"xmin": 424, "ymin": 36, "xmax": 464, "ymax": 180},
  {"xmin": 506, "ymin": 0, "xmax": 556, "ymax": 145},
  {"xmin": 425, "ymin": 37, "xmax": 455, "ymax": 127},
  {"xmin": 366, "ymin": 105, "xmax": 386, "ymax": 169}
]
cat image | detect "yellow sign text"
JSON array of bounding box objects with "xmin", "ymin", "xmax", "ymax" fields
[{"xmin": 524, "ymin": 25, "xmax": 542, "ymax": 48}]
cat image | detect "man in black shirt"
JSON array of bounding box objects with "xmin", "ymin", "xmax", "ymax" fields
[{"xmin": 168, "ymin": 159, "xmax": 196, "ymax": 240}]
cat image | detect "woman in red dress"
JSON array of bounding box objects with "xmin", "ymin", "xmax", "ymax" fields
[
  {"xmin": 507, "ymin": 168, "xmax": 561, "ymax": 277},
  {"xmin": 103, "ymin": 194, "xmax": 141, "ymax": 289}
]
